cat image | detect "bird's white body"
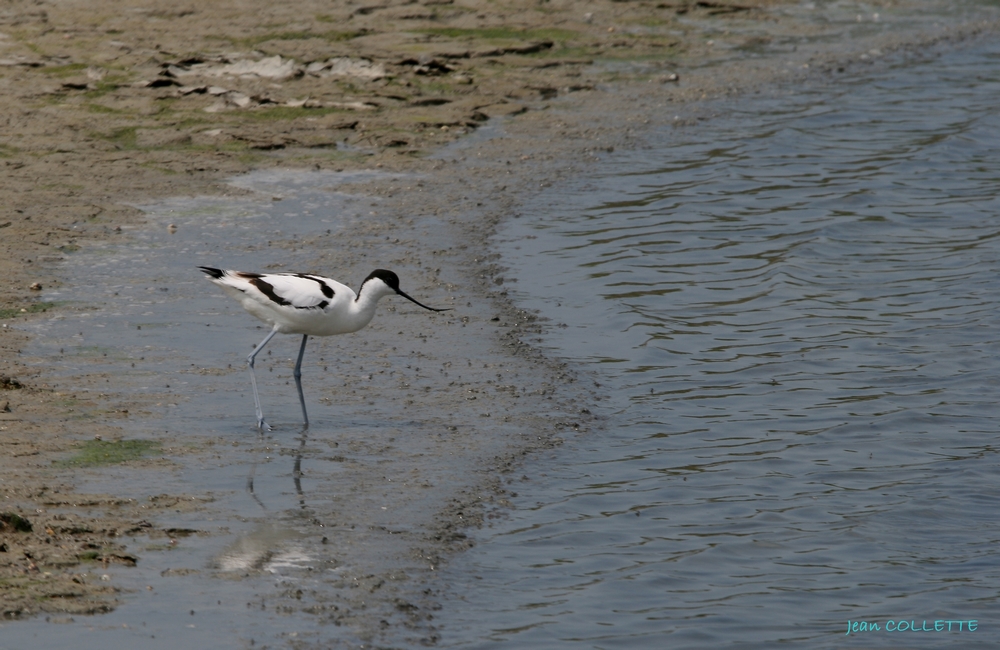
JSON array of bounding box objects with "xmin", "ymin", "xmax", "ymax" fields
[
  {"xmin": 207, "ymin": 270, "xmax": 394, "ymax": 336},
  {"xmin": 199, "ymin": 266, "xmax": 448, "ymax": 430}
]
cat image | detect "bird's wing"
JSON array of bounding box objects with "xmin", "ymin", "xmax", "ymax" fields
[{"xmin": 240, "ymin": 273, "xmax": 338, "ymax": 310}]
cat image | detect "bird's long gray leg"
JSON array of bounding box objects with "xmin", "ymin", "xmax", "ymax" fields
[
  {"xmin": 293, "ymin": 334, "xmax": 309, "ymax": 428},
  {"xmin": 247, "ymin": 325, "xmax": 280, "ymax": 431}
]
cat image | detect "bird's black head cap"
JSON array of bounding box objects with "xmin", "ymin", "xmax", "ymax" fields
[{"xmin": 364, "ymin": 269, "xmax": 400, "ymax": 291}]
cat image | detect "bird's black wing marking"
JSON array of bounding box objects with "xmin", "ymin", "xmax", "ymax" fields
[
  {"xmin": 248, "ymin": 277, "xmax": 291, "ymax": 306},
  {"xmin": 250, "ymin": 275, "xmax": 332, "ymax": 310},
  {"xmin": 295, "ymin": 274, "xmax": 336, "ymax": 299}
]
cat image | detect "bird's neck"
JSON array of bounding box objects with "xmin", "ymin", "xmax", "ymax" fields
[{"xmin": 344, "ymin": 284, "xmax": 389, "ymax": 333}]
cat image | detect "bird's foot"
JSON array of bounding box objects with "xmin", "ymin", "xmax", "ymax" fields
[{"xmin": 257, "ymin": 418, "xmax": 272, "ymax": 432}]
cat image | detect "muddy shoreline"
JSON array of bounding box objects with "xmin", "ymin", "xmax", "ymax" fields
[{"xmin": 2, "ymin": 0, "xmax": 998, "ymax": 643}]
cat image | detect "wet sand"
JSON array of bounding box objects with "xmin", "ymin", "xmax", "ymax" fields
[{"xmin": 1, "ymin": 0, "xmax": 997, "ymax": 642}]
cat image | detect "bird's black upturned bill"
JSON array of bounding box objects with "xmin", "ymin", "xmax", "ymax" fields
[{"xmin": 397, "ymin": 289, "xmax": 451, "ymax": 312}]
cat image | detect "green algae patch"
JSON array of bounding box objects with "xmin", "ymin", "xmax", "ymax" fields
[
  {"xmin": 0, "ymin": 512, "xmax": 33, "ymax": 533},
  {"xmin": 420, "ymin": 26, "xmax": 578, "ymax": 43},
  {"xmin": 55, "ymin": 439, "xmax": 162, "ymax": 467},
  {"xmin": 0, "ymin": 302, "xmax": 60, "ymax": 320}
]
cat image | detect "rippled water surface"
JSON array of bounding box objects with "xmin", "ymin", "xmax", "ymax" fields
[{"xmin": 437, "ymin": 39, "xmax": 1000, "ymax": 648}]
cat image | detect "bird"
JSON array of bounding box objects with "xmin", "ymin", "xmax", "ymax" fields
[{"xmin": 199, "ymin": 266, "xmax": 450, "ymax": 430}]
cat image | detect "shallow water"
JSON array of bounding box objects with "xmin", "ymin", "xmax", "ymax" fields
[
  {"xmin": 436, "ymin": 37, "xmax": 1000, "ymax": 648},
  {"xmin": 5, "ymin": 170, "xmax": 462, "ymax": 648}
]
